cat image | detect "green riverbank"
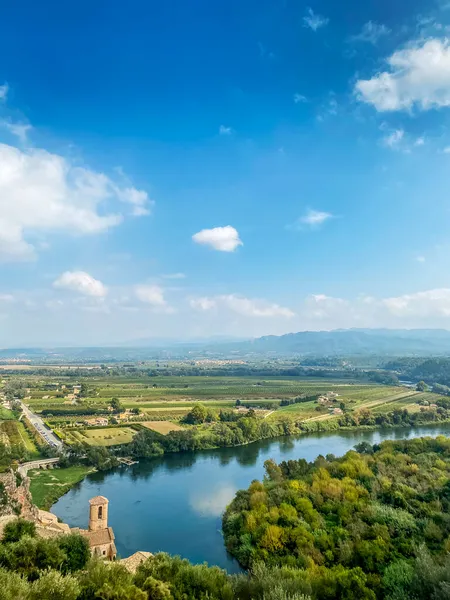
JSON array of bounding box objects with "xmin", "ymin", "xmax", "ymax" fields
[{"xmin": 28, "ymin": 465, "xmax": 94, "ymax": 510}]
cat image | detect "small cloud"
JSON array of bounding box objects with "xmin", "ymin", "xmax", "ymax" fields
[
  {"xmin": 382, "ymin": 129, "xmax": 404, "ymax": 149},
  {"xmin": 190, "ymin": 297, "xmax": 216, "ymax": 311},
  {"xmin": 53, "ymin": 271, "xmax": 107, "ymax": 297},
  {"xmin": 350, "ymin": 21, "xmax": 391, "ymax": 44},
  {"xmin": 190, "ymin": 294, "xmax": 294, "ymax": 318},
  {"xmin": 219, "ymin": 125, "xmax": 233, "ymax": 136},
  {"xmin": 294, "ymin": 93, "xmax": 307, "ymax": 104},
  {"xmin": 192, "ymin": 226, "xmax": 243, "ymax": 252},
  {"xmin": 0, "ymin": 120, "xmax": 32, "ymax": 143},
  {"xmin": 414, "ymin": 136, "xmax": 425, "ymax": 147},
  {"xmin": 0, "ymin": 83, "xmax": 8, "ymax": 101},
  {"xmin": 443, "ymin": 146, "xmax": 450, "ymax": 153},
  {"xmin": 299, "ymin": 209, "xmax": 333, "ymax": 228},
  {"xmin": 317, "ymin": 95, "xmax": 338, "ymax": 121},
  {"xmin": 303, "ymin": 8, "xmax": 329, "ymax": 31},
  {"xmin": 135, "ymin": 284, "xmax": 166, "ymax": 306},
  {"xmin": 0, "ymin": 293, "xmax": 14, "ymax": 302},
  {"xmin": 163, "ymin": 273, "xmax": 186, "ymax": 280},
  {"xmin": 115, "ymin": 187, "xmax": 153, "ymax": 216},
  {"xmin": 416, "ymin": 255, "xmax": 426, "ymax": 263}
]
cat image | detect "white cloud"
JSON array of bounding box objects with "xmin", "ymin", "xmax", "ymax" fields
[
  {"xmin": 0, "ymin": 83, "xmax": 8, "ymax": 101},
  {"xmin": 304, "ymin": 294, "xmax": 349, "ymax": 319},
  {"xmin": 416, "ymin": 255, "xmax": 426, "ymax": 263},
  {"xmin": 190, "ymin": 297, "xmax": 217, "ymax": 311},
  {"xmin": 135, "ymin": 284, "xmax": 166, "ymax": 307},
  {"xmin": 115, "ymin": 187, "xmax": 153, "ymax": 216},
  {"xmin": 163, "ymin": 273, "xmax": 186, "ymax": 280},
  {"xmin": 53, "ymin": 271, "xmax": 107, "ymax": 297},
  {"xmin": 382, "ymin": 288, "xmax": 450, "ymax": 317},
  {"xmin": 219, "ymin": 125, "xmax": 232, "ymax": 135},
  {"xmin": 355, "ymin": 38, "xmax": 450, "ymax": 112},
  {"xmin": 444, "ymin": 146, "xmax": 450, "ymax": 153},
  {"xmin": 382, "ymin": 129, "xmax": 404, "ymax": 148},
  {"xmin": 0, "ymin": 143, "xmax": 151, "ymax": 262},
  {"xmin": 294, "ymin": 93, "xmax": 307, "ymax": 104},
  {"xmin": 303, "ymin": 8, "xmax": 329, "ymax": 31},
  {"xmin": 192, "ymin": 226, "xmax": 243, "ymax": 252},
  {"xmin": 414, "ymin": 136, "xmax": 425, "ymax": 146},
  {"xmin": 0, "ymin": 294, "xmax": 14, "ymax": 302},
  {"xmin": 0, "ymin": 120, "xmax": 32, "ymax": 143},
  {"xmin": 190, "ymin": 294, "xmax": 294, "ymax": 318},
  {"xmin": 299, "ymin": 209, "xmax": 333, "ymax": 227},
  {"xmin": 351, "ymin": 21, "xmax": 391, "ymax": 44}
]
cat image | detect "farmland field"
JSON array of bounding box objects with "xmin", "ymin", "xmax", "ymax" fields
[
  {"xmin": 141, "ymin": 421, "xmax": 184, "ymax": 434},
  {"xmin": 63, "ymin": 427, "xmax": 137, "ymax": 447},
  {"xmin": 23, "ymin": 376, "xmax": 393, "ymax": 413}
]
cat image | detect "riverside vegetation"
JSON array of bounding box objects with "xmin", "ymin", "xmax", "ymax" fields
[
  {"xmin": 223, "ymin": 436, "xmax": 450, "ymax": 600},
  {"xmin": 2, "ymin": 439, "xmax": 450, "ymax": 599}
]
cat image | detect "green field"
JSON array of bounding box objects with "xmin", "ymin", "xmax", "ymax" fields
[
  {"xmin": 29, "ymin": 465, "xmax": 93, "ymax": 510},
  {"xmin": 63, "ymin": 426, "xmax": 138, "ymax": 446},
  {"xmin": 0, "ymin": 420, "xmax": 39, "ymax": 455},
  {"xmin": 266, "ymin": 387, "xmax": 432, "ymax": 424},
  {"xmin": 24, "ymin": 376, "xmax": 371, "ymax": 411}
]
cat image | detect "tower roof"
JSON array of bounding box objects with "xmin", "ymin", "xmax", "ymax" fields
[{"xmin": 89, "ymin": 495, "xmax": 109, "ymax": 506}]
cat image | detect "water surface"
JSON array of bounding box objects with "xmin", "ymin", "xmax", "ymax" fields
[{"xmin": 52, "ymin": 424, "xmax": 450, "ymax": 572}]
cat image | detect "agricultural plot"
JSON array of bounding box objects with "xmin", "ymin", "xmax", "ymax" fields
[
  {"xmin": 64, "ymin": 427, "xmax": 137, "ymax": 447},
  {"xmin": 141, "ymin": 421, "xmax": 183, "ymax": 435},
  {"xmin": 0, "ymin": 421, "xmax": 38, "ymax": 455}
]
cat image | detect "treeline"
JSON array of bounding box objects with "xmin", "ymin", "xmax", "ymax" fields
[
  {"xmin": 384, "ymin": 357, "xmax": 450, "ymax": 388},
  {"xmin": 223, "ymin": 436, "xmax": 450, "ymax": 599},
  {"xmin": 125, "ymin": 416, "xmax": 290, "ymax": 460},
  {"xmin": 0, "ymin": 364, "xmax": 367, "ymax": 380},
  {"xmin": 338, "ymin": 405, "xmax": 450, "ymax": 428}
]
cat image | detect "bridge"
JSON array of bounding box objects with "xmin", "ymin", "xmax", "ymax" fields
[{"xmin": 18, "ymin": 458, "xmax": 60, "ymax": 478}]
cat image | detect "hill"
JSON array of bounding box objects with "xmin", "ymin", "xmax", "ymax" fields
[{"xmin": 209, "ymin": 328, "xmax": 450, "ymax": 357}]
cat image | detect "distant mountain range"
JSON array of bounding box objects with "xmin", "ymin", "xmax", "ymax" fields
[
  {"xmin": 2, "ymin": 329, "xmax": 450, "ymax": 360},
  {"xmin": 207, "ymin": 329, "xmax": 450, "ymax": 357}
]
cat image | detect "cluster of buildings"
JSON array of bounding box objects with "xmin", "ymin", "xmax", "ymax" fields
[{"xmin": 317, "ymin": 391, "xmax": 344, "ymax": 415}]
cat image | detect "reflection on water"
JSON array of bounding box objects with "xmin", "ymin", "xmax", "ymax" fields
[{"xmin": 52, "ymin": 423, "xmax": 450, "ymax": 573}]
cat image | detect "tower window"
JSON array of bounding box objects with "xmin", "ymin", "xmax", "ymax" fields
[{"xmin": 98, "ymin": 506, "xmax": 103, "ymax": 519}]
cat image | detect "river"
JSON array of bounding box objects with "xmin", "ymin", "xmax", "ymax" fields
[{"xmin": 51, "ymin": 423, "xmax": 450, "ymax": 572}]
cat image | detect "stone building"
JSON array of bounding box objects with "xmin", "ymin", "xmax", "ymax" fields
[{"xmin": 72, "ymin": 496, "xmax": 117, "ymax": 560}]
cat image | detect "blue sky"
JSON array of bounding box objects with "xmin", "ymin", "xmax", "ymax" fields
[{"xmin": 1, "ymin": 0, "xmax": 450, "ymax": 345}]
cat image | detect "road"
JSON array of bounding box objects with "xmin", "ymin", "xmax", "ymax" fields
[{"xmin": 20, "ymin": 402, "xmax": 62, "ymax": 449}]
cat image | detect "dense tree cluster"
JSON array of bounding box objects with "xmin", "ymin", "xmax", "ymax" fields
[
  {"xmin": 223, "ymin": 436, "xmax": 450, "ymax": 599},
  {"xmin": 383, "ymin": 357, "xmax": 450, "ymax": 389},
  {"xmin": 126, "ymin": 415, "xmax": 290, "ymax": 459}
]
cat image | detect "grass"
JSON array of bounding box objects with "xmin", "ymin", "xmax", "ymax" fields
[
  {"xmin": 64, "ymin": 426, "xmax": 137, "ymax": 447},
  {"xmin": 29, "ymin": 465, "xmax": 93, "ymax": 510},
  {"xmin": 141, "ymin": 421, "xmax": 183, "ymax": 435}
]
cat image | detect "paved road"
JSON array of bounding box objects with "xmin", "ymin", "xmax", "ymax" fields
[{"xmin": 20, "ymin": 402, "xmax": 62, "ymax": 449}]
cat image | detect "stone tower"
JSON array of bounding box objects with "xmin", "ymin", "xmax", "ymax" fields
[{"xmin": 88, "ymin": 496, "xmax": 109, "ymax": 532}]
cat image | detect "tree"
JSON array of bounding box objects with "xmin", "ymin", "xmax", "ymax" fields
[
  {"xmin": 110, "ymin": 398, "xmax": 122, "ymax": 413},
  {"xmin": 2, "ymin": 519, "xmax": 36, "ymax": 543},
  {"xmin": 29, "ymin": 570, "xmax": 79, "ymax": 600},
  {"xmin": 416, "ymin": 381, "xmax": 428, "ymax": 392},
  {"xmin": 141, "ymin": 576, "xmax": 172, "ymax": 600},
  {"xmin": 184, "ymin": 404, "xmax": 207, "ymax": 425},
  {"xmin": 58, "ymin": 533, "xmax": 90, "ymax": 574},
  {"xmin": 79, "ymin": 383, "xmax": 89, "ymax": 398}
]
